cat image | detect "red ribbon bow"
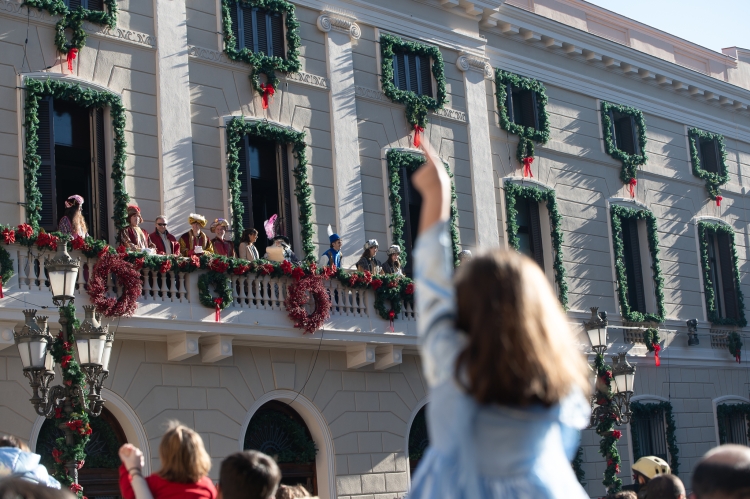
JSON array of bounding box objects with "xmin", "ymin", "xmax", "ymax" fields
[
  {"xmin": 67, "ymin": 48, "xmax": 78, "ymax": 71},
  {"xmin": 259, "ymin": 83, "xmax": 275, "ymax": 110},
  {"xmin": 413, "ymin": 125, "xmax": 425, "ymax": 147},
  {"xmin": 388, "ymin": 309, "xmax": 395, "ymax": 333},
  {"xmin": 214, "ymin": 298, "xmax": 223, "ymax": 322},
  {"xmin": 736, "ymin": 348, "xmax": 741, "ymax": 363},
  {"xmin": 628, "ymin": 178, "xmax": 637, "ymax": 198},
  {"xmin": 522, "ymin": 156, "xmax": 534, "ymax": 178},
  {"xmin": 716, "ymin": 195, "xmax": 723, "ymax": 207},
  {"xmin": 653, "ymin": 344, "xmax": 661, "ymax": 367}
]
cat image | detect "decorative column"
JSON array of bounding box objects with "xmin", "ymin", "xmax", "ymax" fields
[
  {"xmin": 317, "ymin": 11, "xmax": 366, "ymax": 267},
  {"xmin": 154, "ymin": 0, "xmax": 196, "ymax": 224},
  {"xmin": 456, "ymin": 53, "xmax": 499, "ymax": 248}
]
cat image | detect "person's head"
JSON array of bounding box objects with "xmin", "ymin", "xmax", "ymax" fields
[
  {"xmin": 63, "ymin": 195, "xmax": 87, "ymax": 235},
  {"xmin": 0, "ymin": 478, "xmax": 73, "ymax": 499},
  {"xmin": 633, "ymin": 456, "xmax": 671, "ymax": 485},
  {"xmin": 127, "ymin": 205, "xmax": 143, "ymax": 227},
  {"xmin": 241, "ymin": 228, "xmax": 259, "ymax": 244},
  {"xmin": 218, "ymin": 450, "xmax": 280, "ymax": 499},
  {"xmin": 646, "ymin": 474, "xmax": 686, "ymax": 499},
  {"xmin": 458, "ymin": 249, "xmax": 472, "ymax": 264},
  {"xmin": 188, "ymin": 214, "xmax": 207, "ymax": 235},
  {"xmin": 607, "ymin": 492, "xmax": 637, "ymax": 499},
  {"xmin": 691, "ymin": 444, "xmax": 750, "ymax": 499},
  {"xmin": 275, "ymin": 484, "xmax": 311, "ymax": 498},
  {"xmin": 331, "ymin": 239, "xmax": 342, "ymax": 251},
  {"xmin": 327, "ymin": 225, "xmax": 341, "ymax": 250},
  {"xmin": 361, "ymin": 239, "xmax": 378, "ymax": 259},
  {"xmin": 211, "ymin": 219, "xmax": 230, "ymax": 240},
  {"xmin": 155, "ymin": 216, "xmax": 169, "ymax": 234},
  {"xmin": 0, "ymin": 434, "xmax": 30, "ymax": 452},
  {"xmin": 157, "ymin": 421, "xmax": 211, "ymax": 484},
  {"xmin": 453, "ymin": 250, "xmax": 589, "ymax": 407},
  {"xmin": 386, "ymin": 245, "xmax": 401, "ymax": 265},
  {"xmin": 273, "ymin": 236, "xmax": 290, "ymax": 249}
]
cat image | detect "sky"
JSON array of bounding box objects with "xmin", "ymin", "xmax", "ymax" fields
[{"xmin": 583, "ymin": 0, "xmax": 750, "ymax": 54}]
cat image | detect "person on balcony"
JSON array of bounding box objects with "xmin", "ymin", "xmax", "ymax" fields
[
  {"xmin": 264, "ymin": 235, "xmax": 299, "ymax": 263},
  {"xmin": 319, "ymin": 225, "xmax": 342, "ymax": 269},
  {"xmin": 149, "ymin": 215, "xmax": 179, "ymax": 255},
  {"xmin": 210, "ymin": 219, "xmax": 234, "ymax": 257},
  {"xmin": 179, "ymin": 214, "xmax": 213, "ymax": 257},
  {"xmin": 119, "ymin": 205, "xmax": 155, "ymax": 252},
  {"xmin": 238, "ymin": 228, "xmax": 260, "ymax": 261},
  {"xmin": 382, "ymin": 245, "xmax": 402, "ymax": 275},
  {"xmin": 356, "ymin": 239, "xmax": 381, "ymax": 274},
  {"xmin": 57, "ymin": 194, "xmax": 89, "ymax": 239}
]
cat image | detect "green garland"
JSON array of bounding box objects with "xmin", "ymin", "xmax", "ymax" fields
[
  {"xmin": 728, "ymin": 331, "xmax": 743, "ymax": 362},
  {"xmin": 220, "ymin": 0, "xmax": 301, "ymax": 96},
  {"xmin": 594, "ymin": 353, "xmax": 622, "ymax": 493},
  {"xmin": 643, "ymin": 328, "xmax": 660, "ymax": 352},
  {"xmin": 572, "ymin": 446, "xmax": 586, "ymax": 487},
  {"xmin": 24, "ymin": 0, "xmax": 118, "ymax": 55},
  {"xmin": 494, "ymin": 69, "xmax": 551, "ymax": 163},
  {"xmin": 379, "ymin": 33, "xmax": 447, "ymax": 129},
  {"xmin": 610, "ymin": 204, "xmax": 665, "ymax": 323},
  {"xmin": 688, "ymin": 128, "xmax": 729, "ymax": 200},
  {"xmin": 225, "ymin": 117, "xmax": 312, "ymax": 259},
  {"xmin": 697, "ymin": 221, "xmax": 746, "ymax": 327},
  {"xmin": 385, "ymin": 149, "xmax": 460, "ymax": 267},
  {"xmin": 24, "ymin": 78, "xmax": 129, "ymax": 231},
  {"xmin": 0, "ymin": 244, "xmax": 12, "ymax": 286},
  {"xmin": 504, "ymin": 182, "xmax": 568, "ymax": 308},
  {"xmin": 600, "ymin": 102, "xmax": 648, "ymax": 185},
  {"xmin": 198, "ymin": 271, "xmax": 233, "ymax": 310},
  {"xmin": 244, "ymin": 409, "xmax": 317, "ymax": 463},
  {"xmin": 630, "ymin": 401, "xmax": 680, "ymax": 476},
  {"xmin": 717, "ymin": 404, "xmax": 750, "ymax": 444}
]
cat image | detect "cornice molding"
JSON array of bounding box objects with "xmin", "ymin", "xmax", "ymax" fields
[
  {"xmin": 354, "ymin": 85, "xmax": 467, "ymax": 122},
  {"xmin": 456, "ymin": 52, "xmax": 493, "ymax": 78},
  {"xmin": 317, "ymin": 10, "xmax": 361, "ymax": 40}
]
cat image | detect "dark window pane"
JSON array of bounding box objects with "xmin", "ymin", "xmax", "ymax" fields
[
  {"xmin": 632, "ymin": 409, "xmax": 668, "ymax": 461},
  {"xmin": 511, "ymin": 88, "xmax": 538, "ymax": 130},
  {"xmin": 717, "ymin": 232, "xmax": 739, "ymax": 320},
  {"xmin": 278, "ymin": 145, "xmax": 294, "ymax": 246},
  {"xmin": 94, "ymin": 108, "xmax": 109, "ymax": 242},
  {"xmin": 707, "ymin": 233, "xmax": 724, "ymax": 317},
  {"xmin": 400, "ymin": 166, "xmax": 423, "ymax": 277},
  {"xmin": 515, "ymin": 199, "xmax": 533, "ymax": 260},
  {"xmin": 622, "ymin": 218, "xmax": 647, "ymax": 313},
  {"xmin": 613, "ymin": 111, "xmax": 637, "ymax": 155},
  {"xmin": 528, "ymin": 200, "xmax": 545, "ymax": 270},
  {"xmin": 699, "ymin": 137, "xmax": 720, "ymax": 173},
  {"xmin": 724, "ymin": 411, "xmax": 749, "ymax": 446}
]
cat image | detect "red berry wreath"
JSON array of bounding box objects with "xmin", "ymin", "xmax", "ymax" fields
[
  {"xmin": 88, "ymin": 252, "xmax": 142, "ymax": 317},
  {"xmin": 284, "ymin": 275, "xmax": 331, "ymax": 334}
]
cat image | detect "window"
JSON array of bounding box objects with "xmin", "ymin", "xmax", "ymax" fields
[
  {"xmin": 408, "ymin": 406, "xmax": 429, "ymax": 476},
  {"xmin": 697, "ymin": 136, "xmax": 721, "ymax": 174},
  {"xmin": 229, "ymin": 2, "xmax": 285, "ymax": 58},
  {"xmin": 608, "ymin": 109, "xmax": 640, "ymax": 156},
  {"xmin": 398, "ymin": 165, "xmax": 423, "ymax": 276},
  {"xmin": 64, "ymin": 0, "xmax": 104, "ymax": 10},
  {"xmin": 392, "ymin": 52, "xmax": 433, "ymax": 97},
  {"xmin": 506, "ymin": 83, "xmax": 539, "ymax": 130},
  {"xmin": 719, "ymin": 406, "xmax": 749, "ymax": 446},
  {"xmin": 621, "ymin": 217, "xmax": 647, "ymax": 314},
  {"xmin": 38, "ymin": 96, "xmax": 110, "ymax": 241},
  {"xmin": 632, "ymin": 406, "xmax": 669, "ymax": 461},
  {"xmin": 514, "ymin": 198, "xmax": 545, "ymax": 270},
  {"xmin": 705, "ymin": 231, "xmax": 741, "ymax": 321},
  {"xmin": 237, "ymin": 136, "xmax": 293, "ymax": 251}
]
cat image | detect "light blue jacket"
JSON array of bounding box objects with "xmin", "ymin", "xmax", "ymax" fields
[
  {"xmin": 0, "ymin": 447, "xmax": 61, "ymax": 488},
  {"xmin": 409, "ymin": 221, "xmax": 590, "ymax": 499}
]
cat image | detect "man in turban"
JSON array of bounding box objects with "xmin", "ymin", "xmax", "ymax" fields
[{"xmin": 179, "ymin": 213, "xmax": 214, "ymax": 256}]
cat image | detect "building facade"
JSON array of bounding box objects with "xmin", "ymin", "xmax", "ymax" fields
[{"xmin": 0, "ymin": 0, "xmax": 750, "ymax": 497}]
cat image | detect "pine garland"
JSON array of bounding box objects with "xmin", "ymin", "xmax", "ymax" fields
[
  {"xmin": 572, "ymin": 446, "xmax": 586, "ymax": 487},
  {"xmin": 594, "ymin": 353, "xmax": 622, "ymax": 493},
  {"xmin": 610, "ymin": 205, "xmax": 665, "ymax": 323},
  {"xmin": 385, "ymin": 149, "xmax": 460, "ymax": 268},
  {"xmin": 696, "ymin": 221, "xmax": 746, "ymax": 327},
  {"xmin": 220, "ymin": 0, "xmax": 301, "ymax": 97},
  {"xmin": 728, "ymin": 331, "xmax": 743, "ymax": 362},
  {"xmin": 494, "ymin": 69, "xmax": 551, "ymax": 164},
  {"xmin": 688, "ymin": 128, "xmax": 729, "ymax": 200},
  {"xmin": 600, "ymin": 102, "xmax": 648, "ymax": 185},
  {"xmin": 716, "ymin": 404, "xmax": 750, "ymax": 444},
  {"xmin": 0, "ymin": 244, "xmax": 12, "ymax": 286},
  {"xmin": 379, "ymin": 33, "xmax": 447, "ymax": 129},
  {"xmin": 630, "ymin": 401, "xmax": 680, "ymax": 476},
  {"xmin": 225, "ymin": 117, "xmax": 313, "ymax": 259},
  {"xmin": 24, "ymin": 78, "xmax": 129, "ymax": 231},
  {"xmin": 504, "ymin": 182, "xmax": 568, "ymax": 308},
  {"xmin": 24, "ymin": 0, "xmax": 118, "ymax": 55}
]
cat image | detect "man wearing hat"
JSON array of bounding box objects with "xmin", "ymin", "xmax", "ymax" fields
[
  {"xmin": 319, "ymin": 225, "xmax": 342, "ymax": 269},
  {"xmin": 210, "ymin": 218, "xmax": 234, "ymax": 257},
  {"xmin": 382, "ymin": 245, "xmax": 402, "ymax": 275},
  {"xmin": 119, "ymin": 205, "xmax": 155, "ymax": 252},
  {"xmin": 179, "ymin": 213, "xmax": 214, "ymax": 256}
]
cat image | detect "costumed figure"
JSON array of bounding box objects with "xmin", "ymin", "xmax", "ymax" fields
[
  {"xmin": 262, "ymin": 215, "xmax": 299, "ymax": 263},
  {"xmin": 149, "ymin": 215, "xmax": 179, "ymax": 255},
  {"xmin": 57, "ymin": 194, "xmax": 89, "ymax": 238},
  {"xmin": 319, "ymin": 224, "xmax": 342, "ymax": 269},
  {"xmin": 179, "ymin": 213, "xmax": 214, "ymax": 256},
  {"xmin": 238, "ymin": 228, "xmax": 260, "ymax": 260},
  {"xmin": 210, "ymin": 218, "xmax": 234, "ymax": 257},
  {"xmin": 356, "ymin": 239, "xmax": 382, "ymax": 274},
  {"xmin": 119, "ymin": 205, "xmax": 155, "ymax": 252},
  {"xmin": 382, "ymin": 245, "xmax": 403, "ymax": 275}
]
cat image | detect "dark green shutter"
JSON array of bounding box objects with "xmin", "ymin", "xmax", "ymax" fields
[
  {"xmin": 418, "ymin": 55, "xmax": 432, "ymax": 97},
  {"xmin": 717, "ymin": 232, "xmax": 739, "ymax": 320},
  {"xmin": 700, "ymin": 138, "xmax": 720, "ymax": 173},
  {"xmin": 230, "ymin": 1, "xmax": 241, "ymax": 49},
  {"xmin": 623, "ymin": 219, "xmax": 647, "ymax": 313},
  {"xmin": 256, "ymin": 9, "xmax": 268, "ymax": 55},
  {"xmin": 86, "ymin": 0, "xmax": 103, "ymax": 11},
  {"xmin": 94, "ymin": 108, "xmax": 109, "ymax": 242},
  {"xmin": 67, "ymin": 0, "xmax": 82, "ymax": 9},
  {"xmin": 407, "ymin": 54, "xmax": 419, "ymax": 94},
  {"xmin": 608, "ymin": 110, "xmax": 617, "ymax": 149},
  {"xmin": 37, "ymin": 96, "xmax": 57, "ymax": 231},
  {"xmin": 506, "ymin": 83, "xmax": 515, "ymax": 123},
  {"xmin": 629, "ymin": 116, "xmax": 640, "ymax": 155},
  {"xmin": 394, "ymin": 54, "xmax": 407, "ymax": 91},
  {"xmin": 528, "ymin": 200, "xmax": 545, "ymax": 270},
  {"xmin": 270, "ymin": 12, "xmax": 284, "ymax": 58},
  {"xmin": 237, "ymin": 135, "xmax": 252, "ymax": 230},
  {"xmin": 278, "ymin": 144, "xmax": 293, "ymax": 245},
  {"xmin": 519, "ymin": 90, "xmax": 537, "ymax": 130}
]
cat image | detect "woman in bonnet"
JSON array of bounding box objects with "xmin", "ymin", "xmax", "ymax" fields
[{"xmin": 58, "ymin": 194, "xmax": 89, "ymax": 238}]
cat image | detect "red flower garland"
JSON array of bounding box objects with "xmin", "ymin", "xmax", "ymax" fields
[
  {"xmin": 88, "ymin": 253, "xmax": 142, "ymax": 317},
  {"xmin": 284, "ymin": 275, "xmax": 331, "ymax": 334}
]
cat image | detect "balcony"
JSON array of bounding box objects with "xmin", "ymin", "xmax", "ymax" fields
[{"xmin": 0, "ymin": 244, "xmax": 417, "ymax": 367}]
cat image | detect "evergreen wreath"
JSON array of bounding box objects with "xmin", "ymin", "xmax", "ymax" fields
[
  {"xmin": 494, "ymin": 69, "xmax": 551, "ymax": 164},
  {"xmin": 600, "ymin": 102, "xmax": 648, "ymax": 186},
  {"xmin": 630, "ymin": 401, "xmax": 680, "ymax": 476},
  {"xmin": 594, "ymin": 353, "xmax": 622, "ymax": 493},
  {"xmin": 225, "ymin": 117, "xmax": 314, "ymax": 259},
  {"xmin": 385, "ymin": 149, "xmax": 460, "ymax": 268},
  {"xmin": 610, "ymin": 205, "xmax": 665, "ymax": 323},
  {"xmin": 24, "ymin": 78, "xmax": 129, "ymax": 231},
  {"xmin": 379, "ymin": 33, "xmax": 447, "ymax": 135},
  {"xmin": 198, "ymin": 271, "xmax": 233, "ymax": 310},
  {"xmin": 642, "ymin": 327, "xmax": 661, "ymax": 366},
  {"xmin": 697, "ymin": 221, "xmax": 746, "ymax": 327},
  {"xmin": 728, "ymin": 331, "xmax": 743, "ymax": 363},
  {"xmin": 284, "ymin": 274, "xmax": 331, "ymax": 334},
  {"xmin": 716, "ymin": 404, "xmax": 750, "ymax": 444},
  {"xmin": 88, "ymin": 252, "xmax": 142, "ymax": 317},
  {"xmin": 688, "ymin": 128, "xmax": 729, "ymax": 201},
  {"xmin": 220, "ymin": 0, "xmax": 301, "ymax": 99},
  {"xmin": 504, "ymin": 181, "xmax": 568, "ymax": 308},
  {"xmin": 245, "ymin": 409, "xmax": 317, "ymax": 463}
]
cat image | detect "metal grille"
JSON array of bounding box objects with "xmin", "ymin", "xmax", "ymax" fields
[
  {"xmin": 723, "ymin": 413, "xmax": 749, "ymax": 446},
  {"xmin": 632, "ymin": 408, "xmax": 668, "ymax": 461}
]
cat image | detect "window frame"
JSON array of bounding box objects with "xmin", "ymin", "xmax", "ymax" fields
[
  {"xmin": 688, "ymin": 128, "xmax": 729, "ymax": 201},
  {"xmin": 717, "ymin": 403, "xmax": 750, "ymax": 446},
  {"xmin": 600, "ymin": 101, "xmax": 648, "ymax": 185},
  {"xmin": 391, "ymin": 51, "xmax": 434, "ymax": 97},
  {"xmin": 233, "ymin": 4, "xmax": 286, "ymax": 57},
  {"xmin": 629, "ymin": 400, "xmax": 680, "ymax": 475}
]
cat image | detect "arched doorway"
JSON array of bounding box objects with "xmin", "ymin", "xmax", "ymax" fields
[
  {"xmin": 408, "ymin": 405, "xmax": 429, "ymax": 475},
  {"xmin": 36, "ymin": 408, "xmax": 127, "ymax": 498},
  {"xmin": 244, "ymin": 400, "xmax": 318, "ymax": 494}
]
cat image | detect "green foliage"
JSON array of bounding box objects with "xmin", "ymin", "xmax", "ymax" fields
[
  {"xmin": 244, "ymin": 410, "xmax": 317, "ymax": 463},
  {"xmin": 716, "ymin": 404, "xmax": 750, "ymax": 445},
  {"xmin": 610, "ymin": 205, "xmax": 665, "ymax": 323},
  {"xmin": 594, "ymin": 353, "xmax": 622, "ymax": 493},
  {"xmin": 0, "ymin": 244, "xmax": 12, "ymax": 285},
  {"xmin": 24, "ymin": 0, "xmax": 117, "ymax": 54},
  {"xmin": 600, "ymin": 102, "xmax": 648, "ymax": 185},
  {"xmin": 24, "ymin": 78, "xmax": 129, "ymax": 231},
  {"xmin": 728, "ymin": 331, "xmax": 743, "ymax": 360},
  {"xmin": 688, "ymin": 128, "xmax": 729, "ymax": 200},
  {"xmin": 494, "ymin": 69, "xmax": 551, "ymax": 163},
  {"xmin": 379, "ymin": 33, "xmax": 447, "ymax": 128},
  {"xmin": 220, "ymin": 0, "xmax": 301, "ymax": 95},
  {"xmin": 504, "ymin": 182, "xmax": 568, "ymax": 308},
  {"xmin": 198, "ymin": 271, "xmax": 233, "ymax": 310},
  {"xmin": 572, "ymin": 446, "xmax": 586, "ymax": 487},
  {"xmin": 225, "ymin": 117, "xmax": 313, "ymax": 259},
  {"xmin": 385, "ymin": 149, "xmax": 460, "ymax": 267},
  {"xmin": 642, "ymin": 328, "xmax": 660, "ymax": 352},
  {"xmin": 697, "ymin": 221, "xmax": 746, "ymax": 327},
  {"xmin": 630, "ymin": 401, "xmax": 680, "ymax": 475}
]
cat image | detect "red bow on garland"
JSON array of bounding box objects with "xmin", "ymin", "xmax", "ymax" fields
[
  {"xmin": 214, "ymin": 298, "xmax": 223, "ymax": 322},
  {"xmin": 67, "ymin": 48, "xmax": 78, "ymax": 72},
  {"xmin": 736, "ymin": 348, "xmax": 741, "ymax": 363},
  {"xmin": 259, "ymin": 83, "xmax": 275, "ymax": 110},
  {"xmin": 716, "ymin": 195, "xmax": 723, "ymax": 207},
  {"xmin": 522, "ymin": 157, "xmax": 534, "ymax": 178},
  {"xmin": 412, "ymin": 125, "xmax": 424, "ymax": 147},
  {"xmin": 629, "ymin": 178, "xmax": 637, "ymax": 198},
  {"xmin": 653, "ymin": 344, "xmax": 661, "ymax": 367}
]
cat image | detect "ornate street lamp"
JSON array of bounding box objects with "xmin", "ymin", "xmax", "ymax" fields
[
  {"xmin": 45, "ymin": 242, "xmax": 79, "ymax": 307},
  {"xmin": 14, "ymin": 310, "xmax": 60, "ymax": 415},
  {"xmin": 583, "ymin": 306, "xmax": 608, "ymax": 354},
  {"xmin": 610, "ymin": 352, "xmax": 636, "ymax": 425}
]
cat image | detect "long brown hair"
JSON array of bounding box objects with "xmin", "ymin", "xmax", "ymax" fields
[
  {"xmin": 454, "ymin": 250, "xmax": 588, "ymax": 407},
  {"xmin": 64, "ymin": 204, "xmax": 88, "ymax": 236},
  {"xmin": 157, "ymin": 421, "xmax": 211, "ymax": 483}
]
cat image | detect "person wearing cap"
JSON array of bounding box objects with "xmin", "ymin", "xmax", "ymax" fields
[
  {"xmin": 179, "ymin": 213, "xmax": 214, "ymax": 257},
  {"xmin": 58, "ymin": 194, "xmax": 89, "ymax": 238},
  {"xmin": 622, "ymin": 456, "xmax": 671, "ymax": 495},
  {"xmin": 382, "ymin": 245, "xmax": 402, "ymax": 275},
  {"xmin": 319, "ymin": 226, "xmax": 342, "ymax": 269},
  {"xmin": 356, "ymin": 239, "xmax": 382, "ymax": 274},
  {"xmin": 119, "ymin": 205, "xmax": 155, "ymax": 252},
  {"xmin": 210, "ymin": 218, "xmax": 234, "ymax": 257},
  {"xmin": 149, "ymin": 215, "xmax": 179, "ymax": 255},
  {"xmin": 459, "ymin": 249, "xmax": 472, "ymax": 264},
  {"xmin": 264, "ymin": 235, "xmax": 299, "ymax": 263}
]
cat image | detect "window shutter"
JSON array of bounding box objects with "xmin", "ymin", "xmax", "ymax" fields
[
  {"xmin": 86, "ymin": 0, "xmax": 103, "ymax": 11},
  {"xmin": 407, "ymin": 54, "xmax": 419, "ymax": 94},
  {"xmin": 67, "ymin": 0, "xmax": 82, "ymax": 9},
  {"xmin": 242, "ymin": 6, "xmax": 255, "ymax": 51},
  {"xmin": 394, "ymin": 53, "xmax": 407, "ymax": 91},
  {"xmin": 700, "ymin": 138, "xmax": 720, "ymax": 173},
  {"xmin": 255, "ymin": 9, "xmax": 268, "ymax": 55},
  {"xmin": 520, "ymin": 90, "xmax": 537, "ymax": 130},
  {"xmin": 624, "ymin": 219, "xmax": 647, "ymax": 313},
  {"xmin": 418, "ymin": 55, "xmax": 432, "ymax": 97},
  {"xmin": 37, "ymin": 96, "xmax": 57, "ymax": 231},
  {"xmin": 617, "ymin": 117, "xmax": 636, "ymax": 155},
  {"xmin": 530, "ymin": 91, "xmax": 539, "ymax": 130},
  {"xmin": 94, "ymin": 108, "xmax": 109, "ymax": 242},
  {"xmin": 528, "ymin": 200, "xmax": 545, "ymax": 270},
  {"xmin": 506, "ymin": 83, "xmax": 514, "ymax": 123},
  {"xmin": 230, "ymin": 1, "xmax": 241, "ymax": 49},
  {"xmin": 237, "ymin": 136, "xmax": 252, "ymax": 230},
  {"xmin": 278, "ymin": 145, "xmax": 293, "ymax": 245},
  {"xmin": 270, "ymin": 12, "xmax": 284, "ymax": 58},
  {"xmin": 608, "ymin": 110, "xmax": 617, "ymax": 149},
  {"xmin": 717, "ymin": 232, "xmax": 739, "ymax": 319},
  {"xmin": 629, "ymin": 116, "xmax": 640, "ymax": 155}
]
